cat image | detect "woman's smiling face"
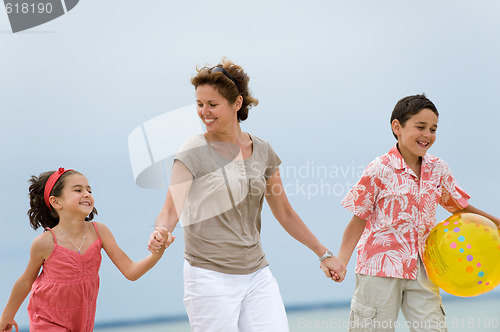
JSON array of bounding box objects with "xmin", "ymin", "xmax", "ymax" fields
[{"xmin": 196, "ymin": 84, "xmax": 239, "ymax": 134}]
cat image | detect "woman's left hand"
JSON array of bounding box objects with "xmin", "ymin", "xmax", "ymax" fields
[
  {"xmin": 320, "ymin": 256, "xmax": 347, "ymax": 283},
  {"xmin": 0, "ymin": 319, "xmax": 18, "ymax": 332}
]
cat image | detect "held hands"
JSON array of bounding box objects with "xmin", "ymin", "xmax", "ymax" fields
[
  {"xmin": 320, "ymin": 256, "xmax": 347, "ymax": 283},
  {"xmin": 0, "ymin": 319, "xmax": 18, "ymax": 332},
  {"xmin": 148, "ymin": 226, "xmax": 175, "ymax": 253}
]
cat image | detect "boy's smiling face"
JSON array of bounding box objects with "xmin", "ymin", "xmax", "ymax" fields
[{"xmin": 392, "ymin": 108, "xmax": 438, "ymax": 163}]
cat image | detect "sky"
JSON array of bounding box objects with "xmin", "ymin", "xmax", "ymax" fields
[{"xmin": 1, "ymin": 0, "xmax": 500, "ymax": 328}]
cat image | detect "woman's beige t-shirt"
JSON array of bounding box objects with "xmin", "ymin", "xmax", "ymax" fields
[{"xmin": 174, "ymin": 133, "xmax": 281, "ymax": 275}]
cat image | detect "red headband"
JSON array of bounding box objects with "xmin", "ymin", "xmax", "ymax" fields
[{"xmin": 44, "ymin": 167, "xmax": 73, "ymax": 209}]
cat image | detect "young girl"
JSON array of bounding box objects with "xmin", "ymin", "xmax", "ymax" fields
[{"xmin": 0, "ymin": 168, "xmax": 174, "ymax": 332}]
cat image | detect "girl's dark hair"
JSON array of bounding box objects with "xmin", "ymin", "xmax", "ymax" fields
[
  {"xmin": 390, "ymin": 93, "xmax": 439, "ymax": 139},
  {"xmin": 191, "ymin": 58, "xmax": 259, "ymax": 122},
  {"xmin": 28, "ymin": 170, "xmax": 98, "ymax": 230}
]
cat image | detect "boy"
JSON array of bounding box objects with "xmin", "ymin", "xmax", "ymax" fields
[{"xmin": 338, "ymin": 94, "xmax": 500, "ymax": 332}]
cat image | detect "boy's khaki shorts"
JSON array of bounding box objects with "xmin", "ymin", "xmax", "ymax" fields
[{"xmin": 349, "ymin": 258, "xmax": 447, "ymax": 332}]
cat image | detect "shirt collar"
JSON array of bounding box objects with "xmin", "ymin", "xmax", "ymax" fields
[{"xmin": 388, "ymin": 144, "xmax": 431, "ymax": 171}]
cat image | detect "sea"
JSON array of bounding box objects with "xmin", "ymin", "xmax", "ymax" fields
[{"xmin": 92, "ymin": 293, "xmax": 500, "ymax": 332}]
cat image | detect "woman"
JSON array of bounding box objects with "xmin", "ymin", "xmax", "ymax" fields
[{"xmin": 148, "ymin": 58, "xmax": 346, "ymax": 331}]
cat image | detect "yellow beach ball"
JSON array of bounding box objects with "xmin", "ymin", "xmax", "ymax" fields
[{"xmin": 423, "ymin": 213, "xmax": 500, "ymax": 297}]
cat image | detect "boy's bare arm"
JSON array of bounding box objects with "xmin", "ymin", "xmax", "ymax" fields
[
  {"xmin": 338, "ymin": 215, "xmax": 367, "ymax": 266},
  {"xmin": 458, "ymin": 204, "xmax": 500, "ymax": 228}
]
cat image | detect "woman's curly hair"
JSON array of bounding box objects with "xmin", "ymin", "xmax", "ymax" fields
[{"xmin": 191, "ymin": 58, "xmax": 259, "ymax": 122}]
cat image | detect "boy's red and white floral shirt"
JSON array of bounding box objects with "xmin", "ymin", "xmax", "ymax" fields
[{"xmin": 341, "ymin": 145, "xmax": 470, "ymax": 279}]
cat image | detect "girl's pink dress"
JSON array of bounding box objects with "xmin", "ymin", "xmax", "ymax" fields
[{"xmin": 27, "ymin": 222, "xmax": 102, "ymax": 332}]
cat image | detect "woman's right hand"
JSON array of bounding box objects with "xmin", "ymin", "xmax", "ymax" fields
[{"xmin": 148, "ymin": 226, "xmax": 175, "ymax": 253}]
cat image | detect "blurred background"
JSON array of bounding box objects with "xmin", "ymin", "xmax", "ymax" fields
[{"xmin": 1, "ymin": 0, "xmax": 499, "ymax": 330}]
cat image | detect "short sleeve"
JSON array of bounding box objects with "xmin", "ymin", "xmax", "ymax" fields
[
  {"xmin": 439, "ymin": 162, "xmax": 470, "ymax": 212},
  {"xmin": 264, "ymin": 141, "xmax": 281, "ymax": 178},
  {"xmin": 341, "ymin": 160, "xmax": 378, "ymax": 221},
  {"xmin": 174, "ymin": 135, "xmax": 206, "ymax": 178}
]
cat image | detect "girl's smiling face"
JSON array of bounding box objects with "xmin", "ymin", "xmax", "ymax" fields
[
  {"xmin": 54, "ymin": 174, "xmax": 94, "ymax": 217},
  {"xmin": 392, "ymin": 108, "xmax": 438, "ymax": 163}
]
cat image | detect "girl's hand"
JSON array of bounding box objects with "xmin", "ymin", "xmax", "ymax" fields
[
  {"xmin": 148, "ymin": 227, "xmax": 175, "ymax": 253},
  {"xmin": 0, "ymin": 319, "xmax": 18, "ymax": 332}
]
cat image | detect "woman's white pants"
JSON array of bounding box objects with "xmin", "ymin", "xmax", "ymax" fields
[{"xmin": 183, "ymin": 260, "xmax": 289, "ymax": 332}]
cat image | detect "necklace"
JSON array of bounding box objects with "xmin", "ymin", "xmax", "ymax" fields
[
  {"xmin": 60, "ymin": 224, "xmax": 86, "ymax": 254},
  {"xmin": 211, "ymin": 132, "xmax": 240, "ymax": 159}
]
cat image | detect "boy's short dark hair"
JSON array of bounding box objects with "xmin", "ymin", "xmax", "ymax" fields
[{"xmin": 390, "ymin": 94, "xmax": 439, "ymax": 139}]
